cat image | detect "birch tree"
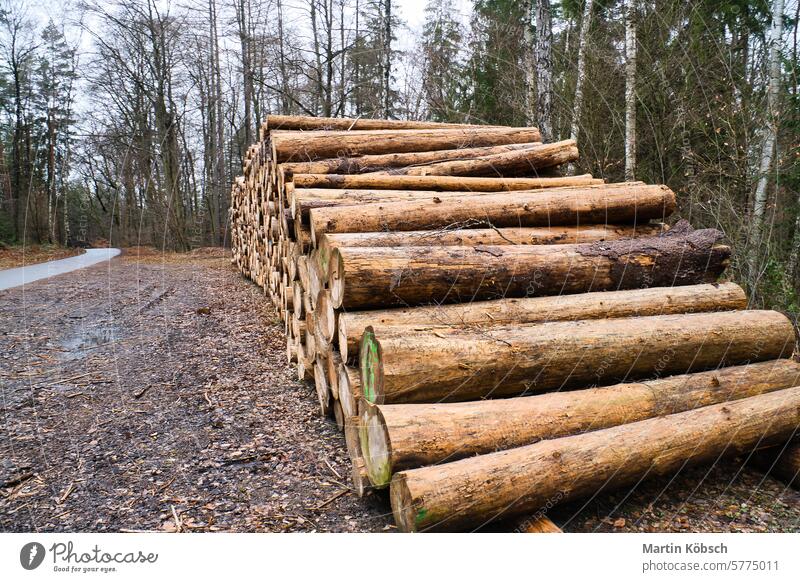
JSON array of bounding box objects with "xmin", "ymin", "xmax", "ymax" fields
[
  {"xmin": 752, "ymin": 0, "xmax": 784, "ymax": 227},
  {"xmin": 566, "ymin": 0, "xmax": 593, "ymax": 175},
  {"xmin": 624, "ymin": 0, "xmax": 637, "ymax": 181},
  {"xmin": 535, "ymin": 0, "xmax": 553, "ymax": 142}
]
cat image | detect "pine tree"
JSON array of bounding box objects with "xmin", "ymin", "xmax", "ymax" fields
[{"xmin": 420, "ymin": 0, "xmax": 466, "ymax": 122}]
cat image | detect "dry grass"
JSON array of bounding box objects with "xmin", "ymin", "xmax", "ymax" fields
[{"xmin": 0, "ymin": 245, "xmax": 83, "ymax": 270}]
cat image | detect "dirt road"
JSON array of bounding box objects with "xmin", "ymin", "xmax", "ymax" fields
[{"xmin": 1, "ymin": 249, "xmax": 798, "ymax": 532}]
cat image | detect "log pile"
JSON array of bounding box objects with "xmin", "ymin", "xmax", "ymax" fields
[{"xmin": 230, "ymin": 114, "xmax": 800, "ymax": 532}]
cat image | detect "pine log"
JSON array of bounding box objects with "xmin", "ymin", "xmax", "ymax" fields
[
  {"xmin": 294, "ymin": 173, "xmax": 600, "ymax": 191},
  {"xmin": 313, "ymin": 356, "xmax": 330, "ymax": 416},
  {"xmin": 310, "ymin": 183, "xmax": 674, "ymax": 238},
  {"xmin": 371, "ymin": 140, "xmax": 578, "ymax": 177},
  {"xmin": 264, "ymin": 114, "xmax": 491, "ymax": 132},
  {"xmin": 278, "ymin": 143, "xmax": 541, "ymax": 175},
  {"xmin": 319, "ymin": 224, "xmax": 666, "ymax": 282},
  {"xmin": 329, "ymin": 222, "xmax": 728, "ymax": 310},
  {"xmin": 359, "ymin": 360, "xmax": 800, "ymax": 486},
  {"xmin": 271, "ymin": 127, "xmax": 542, "ymax": 163},
  {"xmin": 352, "ymin": 457, "xmax": 372, "ymax": 498},
  {"xmin": 337, "ymin": 281, "xmax": 745, "ymax": 363},
  {"xmin": 390, "ymin": 387, "xmax": 800, "ymax": 532},
  {"xmin": 290, "ymin": 181, "xmax": 601, "ymax": 222},
  {"xmin": 359, "ymin": 310, "xmax": 795, "ymax": 404},
  {"xmin": 333, "ymin": 400, "xmax": 345, "ymax": 431},
  {"xmin": 338, "ymin": 364, "xmax": 362, "ymax": 419}
]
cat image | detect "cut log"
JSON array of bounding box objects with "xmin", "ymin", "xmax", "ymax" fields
[
  {"xmin": 313, "ymin": 356, "xmax": 330, "ymax": 415},
  {"xmin": 294, "ymin": 173, "xmax": 600, "ymax": 191},
  {"xmin": 329, "ymin": 222, "xmax": 728, "ymax": 310},
  {"xmin": 352, "ymin": 457, "xmax": 372, "ymax": 498},
  {"xmin": 264, "ymin": 114, "xmax": 491, "ymax": 132},
  {"xmin": 360, "ymin": 310, "xmax": 796, "ymax": 404},
  {"xmin": 310, "ymin": 183, "xmax": 675, "ymax": 238},
  {"xmin": 359, "ymin": 360, "xmax": 800, "ymax": 486},
  {"xmin": 333, "ymin": 400, "xmax": 345, "ymax": 431},
  {"xmin": 344, "ymin": 416, "xmax": 362, "ymax": 460},
  {"xmin": 338, "ymin": 282, "xmax": 745, "ymax": 362},
  {"xmin": 371, "ymin": 140, "xmax": 578, "ymax": 177},
  {"xmin": 291, "ymin": 183, "xmax": 602, "ymax": 222},
  {"xmin": 271, "ymin": 127, "xmax": 542, "ymax": 163},
  {"xmin": 338, "ymin": 364, "xmax": 362, "ymax": 419},
  {"xmin": 319, "ymin": 224, "xmax": 665, "ymax": 282},
  {"xmin": 390, "ymin": 386, "xmax": 800, "ymax": 531},
  {"xmin": 278, "ymin": 143, "xmax": 541, "ymax": 175}
]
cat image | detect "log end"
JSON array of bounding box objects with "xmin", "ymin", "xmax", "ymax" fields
[
  {"xmin": 360, "ymin": 403, "xmax": 393, "ymax": 488},
  {"xmin": 389, "ymin": 473, "xmax": 419, "ymax": 533},
  {"xmin": 329, "ymin": 248, "xmax": 345, "ymax": 309},
  {"xmin": 359, "ymin": 326, "xmax": 384, "ymax": 404},
  {"xmin": 316, "ymin": 290, "xmax": 336, "ymax": 343},
  {"xmin": 313, "ymin": 358, "xmax": 330, "ymax": 416}
]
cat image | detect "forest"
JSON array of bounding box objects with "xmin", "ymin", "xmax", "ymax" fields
[{"xmin": 0, "ymin": 0, "xmax": 798, "ymax": 313}]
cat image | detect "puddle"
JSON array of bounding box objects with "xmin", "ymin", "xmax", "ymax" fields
[{"xmin": 59, "ymin": 326, "xmax": 120, "ymax": 361}]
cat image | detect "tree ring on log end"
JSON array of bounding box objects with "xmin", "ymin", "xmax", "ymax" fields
[
  {"xmin": 359, "ymin": 326, "xmax": 384, "ymax": 404},
  {"xmin": 390, "ymin": 474, "xmax": 418, "ymax": 533},
  {"xmin": 360, "ymin": 403, "xmax": 393, "ymax": 488},
  {"xmin": 329, "ymin": 248, "xmax": 345, "ymax": 308}
]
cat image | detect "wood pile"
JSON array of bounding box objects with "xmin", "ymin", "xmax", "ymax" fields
[{"xmin": 230, "ymin": 114, "xmax": 800, "ymax": 532}]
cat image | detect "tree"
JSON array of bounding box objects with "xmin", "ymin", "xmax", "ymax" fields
[
  {"xmin": 624, "ymin": 0, "xmax": 637, "ymax": 180},
  {"xmin": 420, "ymin": 0, "xmax": 466, "ymax": 122},
  {"xmin": 566, "ymin": 0, "xmax": 594, "ymax": 175},
  {"xmin": 535, "ymin": 0, "xmax": 553, "ymax": 141}
]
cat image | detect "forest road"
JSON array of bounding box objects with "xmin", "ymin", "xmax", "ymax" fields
[{"xmin": 0, "ymin": 248, "xmax": 122, "ymax": 291}]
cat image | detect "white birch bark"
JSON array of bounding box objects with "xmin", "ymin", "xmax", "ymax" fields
[
  {"xmin": 536, "ymin": 0, "xmax": 553, "ymax": 142},
  {"xmin": 624, "ymin": 0, "xmax": 637, "ymax": 181},
  {"xmin": 752, "ymin": 0, "xmax": 785, "ymax": 225},
  {"xmin": 567, "ymin": 0, "xmax": 594, "ymax": 175}
]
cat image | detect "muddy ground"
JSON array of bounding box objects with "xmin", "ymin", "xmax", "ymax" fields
[{"xmin": 1, "ymin": 250, "xmax": 799, "ymax": 532}]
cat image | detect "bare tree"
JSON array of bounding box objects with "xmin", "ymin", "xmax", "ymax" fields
[
  {"xmin": 567, "ymin": 0, "xmax": 593, "ymax": 175},
  {"xmin": 535, "ymin": 0, "xmax": 553, "ymax": 141},
  {"xmin": 624, "ymin": 0, "xmax": 637, "ymax": 180}
]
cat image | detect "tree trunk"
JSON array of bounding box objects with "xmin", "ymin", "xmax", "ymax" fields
[
  {"xmin": 624, "ymin": 0, "xmax": 637, "ymax": 181},
  {"xmin": 311, "ymin": 183, "xmax": 672, "ymax": 238},
  {"xmin": 369, "ymin": 140, "xmax": 578, "ymax": 176},
  {"xmin": 359, "ymin": 360, "xmax": 800, "ymax": 487},
  {"xmin": 330, "ymin": 221, "xmax": 723, "ymax": 310},
  {"xmin": 567, "ymin": 0, "xmax": 594, "ymax": 175},
  {"xmin": 382, "ymin": 0, "xmax": 392, "ymax": 117},
  {"xmin": 278, "ymin": 143, "xmax": 540, "ymax": 175},
  {"xmin": 336, "ymin": 282, "xmax": 744, "ymax": 362},
  {"xmin": 360, "ymin": 310, "xmax": 793, "ymax": 404},
  {"xmin": 536, "ymin": 0, "xmax": 553, "ymax": 142},
  {"xmin": 270, "ymin": 127, "xmax": 541, "ymax": 162},
  {"xmin": 391, "ymin": 386, "xmax": 800, "ymax": 531},
  {"xmin": 265, "ymin": 115, "xmax": 491, "ymax": 132},
  {"xmin": 318, "ymin": 223, "xmax": 664, "ymax": 282},
  {"xmin": 752, "ymin": 0, "xmax": 785, "ymax": 225},
  {"xmin": 294, "ymin": 173, "xmax": 598, "ymax": 192}
]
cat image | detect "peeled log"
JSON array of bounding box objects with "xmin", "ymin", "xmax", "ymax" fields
[
  {"xmin": 336, "ymin": 282, "xmax": 745, "ymax": 362},
  {"xmin": 294, "ymin": 173, "xmax": 599, "ymax": 191},
  {"xmin": 310, "ymin": 183, "xmax": 674, "ymax": 238},
  {"xmin": 278, "ymin": 143, "xmax": 541, "ymax": 175},
  {"xmin": 271, "ymin": 127, "xmax": 541, "ymax": 163},
  {"xmin": 319, "ymin": 223, "xmax": 665, "ymax": 287},
  {"xmin": 372, "ymin": 140, "xmax": 578, "ymax": 177},
  {"xmin": 390, "ymin": 386, "xmax": 800, "ymax": 532},
  {"xmin": 359, "ymin": 360, "xmax": 800, "ymax": 487},
  {"xmin": 329, "ymin": 222, "xmax": 728, "ymax": 310},
  {"xmin": 360, "ymin": 310, "xmax": 796, "ymax": 404}
]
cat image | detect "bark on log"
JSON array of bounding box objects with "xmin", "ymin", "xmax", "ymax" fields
[
  {"xmin": 329, "ymin": 222, "xmax": 728, "ymax": 310},
  {"xmin": 359, "ymin": 310, "xmax": 795, "ymax": 404},
  {"xmin": 390, "ymin": 386, "xmax": 800, "ymax": 531},
  {"xmin": 294, "ymin": 173, "xmax": 600, "ymax": 191},
  {"xmin": 271, "ymin": 127, "xmax": 542, "ymax": 163},
  {"xmin": 371, "ymin": 140, "xmax": 578, "ymax": 177},
  {"xmin": 359, "ymin": 360, "xmax": 800, "ymax": 486},
  {"xmin": 310, "ymin": 183, "xmax": 674, "ymax": 239},
  {"xmin": 291, "ymin": 182, "xmax": 601, "ymax": 222},
  {"xmin": 337, "ymin": 282, "xmax": 745, "ymax": 363},
  {"xmin": 264, "ymin": 114, "xmax": 491, "ymax": 132},
  {"xmin": 278, "ymin": 143, "xmax": 541, "ymax": 175}
]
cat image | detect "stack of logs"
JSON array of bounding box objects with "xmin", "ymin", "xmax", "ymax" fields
[{"xmin": 230, "ymin": 115, "xmax": 800, "ymax": 532}]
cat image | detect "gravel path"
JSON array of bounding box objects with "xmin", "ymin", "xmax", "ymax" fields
[{"xmin": 1, "ymin": 249, "xmax": 798, "ymax": 532}]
